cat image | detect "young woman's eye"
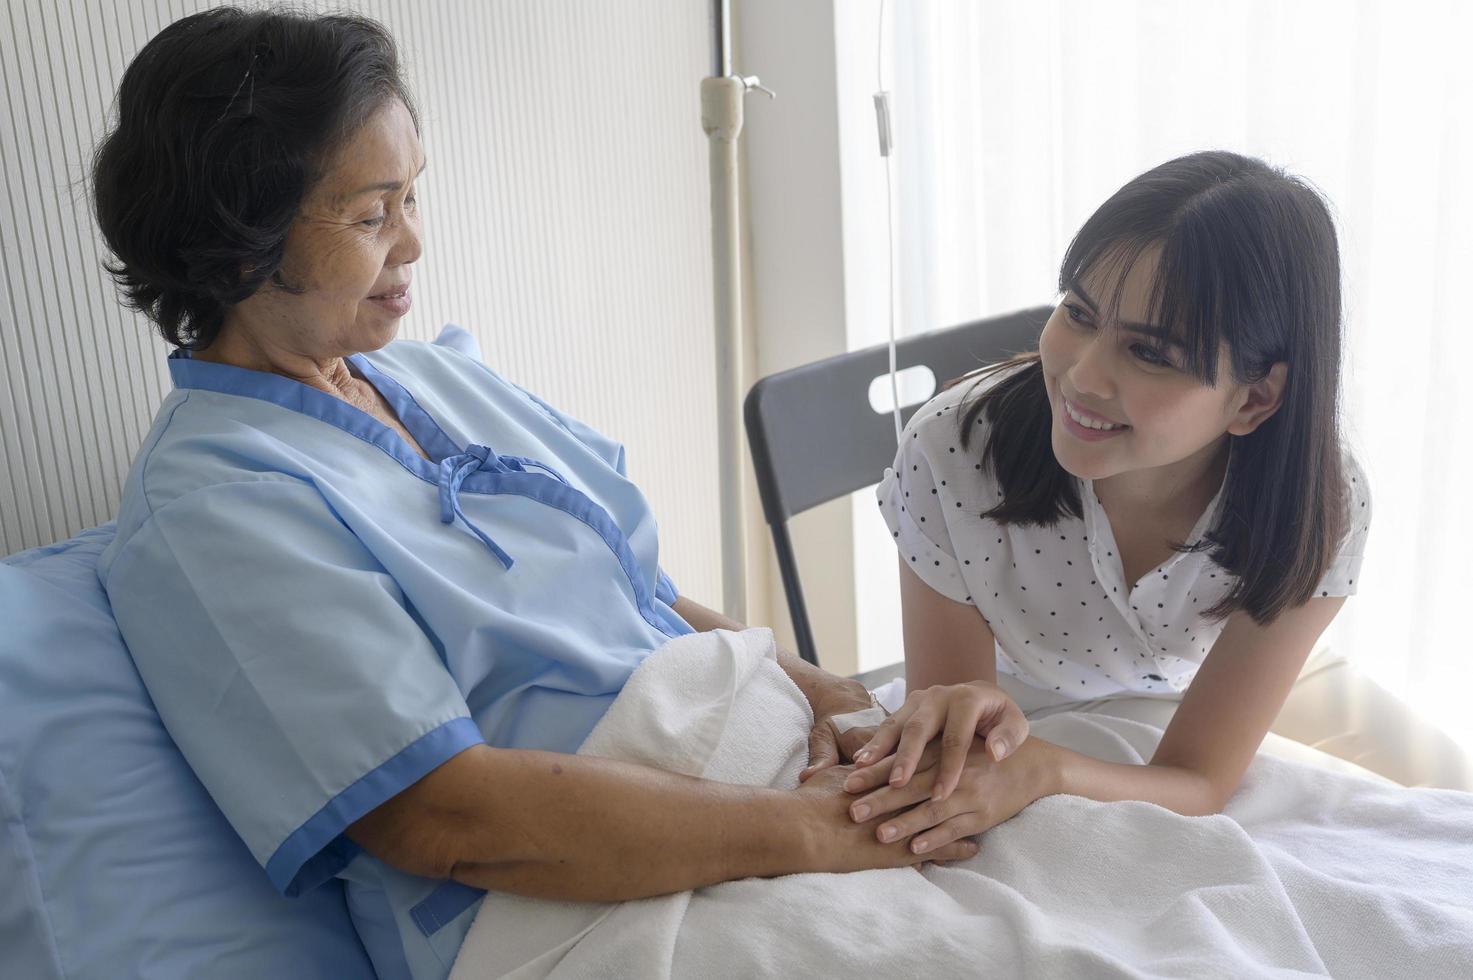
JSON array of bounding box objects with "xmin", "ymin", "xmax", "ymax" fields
[
  {"xmin": 1064, "ymin": 303, "xmax": 1093, "ymax": 326},
  {"xmin": 1130, "ymin": 342, "xmax": 1173, "ymax": 368}
]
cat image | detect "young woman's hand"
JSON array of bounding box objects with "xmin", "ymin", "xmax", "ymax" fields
[
  {"xmin": 792, "ymin": 764, "xmax": 981, "ymax": 869},
  {"xmin": 843, "ymin": 736, "xmax": 1060, "ymax": 856},
  {"xmin": 851, "ymin": 681, "xmax": 1028, "ymax": 802}
]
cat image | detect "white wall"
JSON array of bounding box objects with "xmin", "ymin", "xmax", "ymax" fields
[
  {"xmin": 0, "ymin": 0, "xmax": 723, "ymax": 608},
  {"xmin": 737, "ymin": 0, "xmax": 927, "ymax": 676},
  {"xmin": 736, "ymin": 0, "xmax": 859, "ymax": 674}
]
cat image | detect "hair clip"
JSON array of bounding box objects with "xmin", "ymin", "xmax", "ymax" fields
[{"xmin": 216, "ymin": 50, "xmax": 259, "ymax": 123}]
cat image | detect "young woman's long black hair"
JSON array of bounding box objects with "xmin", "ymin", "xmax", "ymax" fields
[{"xmin": 957, "ymin": 150, "xmax": 1347, "ymax": 626}]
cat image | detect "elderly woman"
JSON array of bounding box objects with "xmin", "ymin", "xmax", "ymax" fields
[{"xmin": 91, "ymin": 8, "xmax": 998, "ymax": 979}]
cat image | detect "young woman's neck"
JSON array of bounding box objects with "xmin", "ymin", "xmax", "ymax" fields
[{"xmin": 1092, "ymin": 436, "xmax": 1231, "ymax": 522}]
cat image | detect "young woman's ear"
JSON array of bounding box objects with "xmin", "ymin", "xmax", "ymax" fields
[{"xmin": 1226, "ymin": 362, "xmax": 1288, "ymax": 436}]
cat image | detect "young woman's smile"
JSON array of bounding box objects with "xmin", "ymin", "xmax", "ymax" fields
[
  {"xmin": 1038, "ymin": 244, "xmax": 1252, "ymax": 491},
  {"xmin": 1059, "ymin": 393, "xmax": 1131, "ymax": 440}
]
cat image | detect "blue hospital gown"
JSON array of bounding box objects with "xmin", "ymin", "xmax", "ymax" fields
[{"xmin": 98, "ymin": 336, "xmax": 694, "ymax": 979}]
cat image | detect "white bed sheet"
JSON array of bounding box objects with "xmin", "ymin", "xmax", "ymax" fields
[{"xmin": 451, "ymin": 628, "xmax": 1473, "ymax": 979}]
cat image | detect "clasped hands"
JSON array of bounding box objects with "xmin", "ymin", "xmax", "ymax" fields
[{"xmin": 805, "ymin": 681, "xmax": 1041, "ymax": 857}]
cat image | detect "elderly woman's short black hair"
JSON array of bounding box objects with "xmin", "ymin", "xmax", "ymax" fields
[{"xmin": 92, "ymin": 6, "xmax": 420, "ymax": 349}]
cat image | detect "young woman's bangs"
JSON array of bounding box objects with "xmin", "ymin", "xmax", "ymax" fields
[{"xmin": 1061, "ymin": 234, "xmax": 1228, "ymax": 387}]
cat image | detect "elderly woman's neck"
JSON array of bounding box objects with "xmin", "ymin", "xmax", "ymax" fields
[{"xmin": 192, "ymin": 326, "xmax": 357, "ymax": 398}]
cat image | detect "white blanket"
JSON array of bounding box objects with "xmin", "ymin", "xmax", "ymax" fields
[{"xmin": 451, "ymin": 628, "xmax": 1473, "ymax": 979}]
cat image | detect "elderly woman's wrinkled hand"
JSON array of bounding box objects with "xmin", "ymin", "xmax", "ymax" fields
[
  {"xmin": 834, "ymin": 723, "xmax": 881, "ymax": 766},
  {"xmin": 797, "ymin": 679, "xmax": 876, "ymax": 783}
]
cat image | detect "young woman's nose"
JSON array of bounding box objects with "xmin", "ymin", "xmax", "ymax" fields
[{"xmin": 1066, "ymin": 333, "xmax": 1115, "ymax": 401}]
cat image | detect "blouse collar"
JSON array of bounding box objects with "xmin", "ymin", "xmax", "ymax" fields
[{"xmin": 1081, "ymin": 438, "xmax": 1235, "ymax": 549}]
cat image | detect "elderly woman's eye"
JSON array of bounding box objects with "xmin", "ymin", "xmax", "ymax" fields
[{"xmin": 361, "ymin": 213, "xmax": 386, "ymax": 228}]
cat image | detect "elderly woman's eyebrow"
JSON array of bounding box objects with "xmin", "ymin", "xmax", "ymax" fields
[
  {"xmin": 340, "ymin": 158, "xmax": 427, "ymax": 202},
  {"xmin": 1067, "ymin": 277, "xmax": 1182, "ymax": 347}
]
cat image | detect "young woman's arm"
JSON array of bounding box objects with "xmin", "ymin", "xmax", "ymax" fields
[
  {"xmin": 1035, "ymin": 597, "xmax": 1345, "ymax": 816},
  {"xmin": 851, "ymin": 559, "xmax": 1027, "ymax": 800},
  {"xmin": 843, "ymin": 595, "xmax": 1351, "ymax": 850},
  {"xmin": 899, "ymin": 557, "xmax": 998, "ymax": 690}
]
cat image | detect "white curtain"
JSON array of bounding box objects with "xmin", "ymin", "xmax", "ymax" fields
[{"xmin": 874, "ymin": 0, "xmax": 1471, "ymax": 746}]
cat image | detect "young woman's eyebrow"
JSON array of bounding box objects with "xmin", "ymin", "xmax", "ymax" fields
[{"xmin": 1067, "ymin": 278, "xmax": 1183, "ymax": 348}]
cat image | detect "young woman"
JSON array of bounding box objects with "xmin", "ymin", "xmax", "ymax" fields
[{"xmin": 843, "ymin": 150, "xmax": 1370, "ymax": 857}]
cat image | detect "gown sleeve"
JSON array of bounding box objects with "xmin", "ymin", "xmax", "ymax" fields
[
  {"xmin": 511, "ymin": 380, "xmax": 681, "ymax": 604},
  {"xmin": 101, "ymin": 478, "xmax": 485, "ymax": 897},
  {"xmin": 874, "ymin": 405, "xmax": 975, "ymax": 605},
  {"xmin": 511, "ymin": 383, "xmax": 629, "ymax": 478}
]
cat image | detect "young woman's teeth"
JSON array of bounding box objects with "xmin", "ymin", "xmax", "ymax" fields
[{"xmin": 1066, "ymin": 401, "xmax": 1126, "ymax": 430}]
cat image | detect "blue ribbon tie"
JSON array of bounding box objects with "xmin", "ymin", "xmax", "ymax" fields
[{"xmin": 438, "ymin": 444, "xmax": 515, "ymax": 568}]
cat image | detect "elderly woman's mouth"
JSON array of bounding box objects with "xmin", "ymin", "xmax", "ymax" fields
[{"xmin": 369, "ymin": 284, "xmax": 412, "ymax": 314}]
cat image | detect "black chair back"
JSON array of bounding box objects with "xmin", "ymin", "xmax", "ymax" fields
[{"xmin": 743, "ymin": 305, "xmax": 1051, "ymax": 666}]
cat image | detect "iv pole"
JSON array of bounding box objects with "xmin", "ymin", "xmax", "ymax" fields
[{"xmin": 702, "ymin": 0, "xmax": 771, "ymax": 621}]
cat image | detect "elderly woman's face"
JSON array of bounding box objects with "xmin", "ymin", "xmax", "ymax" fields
[{"xmin": 242, "ymin": 97, "xmax": 424, "ymax": 357}]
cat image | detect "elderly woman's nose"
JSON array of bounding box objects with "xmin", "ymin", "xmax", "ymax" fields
[{"xmin": 393, "ymin": 212, "xmax": 424, "ymax": 265}]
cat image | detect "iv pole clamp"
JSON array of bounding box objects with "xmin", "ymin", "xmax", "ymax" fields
[{"xmin": 702, "ymin": 0, "xmax": 773, "ymax": 622}]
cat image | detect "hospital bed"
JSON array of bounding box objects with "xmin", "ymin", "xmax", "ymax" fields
[{"xmin": 3, "ymin": 323, "xmax": 1470, "ymax": 979}]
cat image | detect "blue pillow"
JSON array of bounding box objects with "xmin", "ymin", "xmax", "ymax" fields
[{"xmin": 0, "ymin": 527, "xmax": 379, "ymax": 979}]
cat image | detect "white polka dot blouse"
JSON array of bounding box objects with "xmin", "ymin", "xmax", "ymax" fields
[{"xmin": 876, "ymin": 368, "xmax": 1372, "ymax": 701}]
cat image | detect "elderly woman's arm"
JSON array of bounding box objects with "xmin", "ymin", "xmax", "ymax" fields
[
  {"xmin": 671, "ymin": 596, "xmax": 877, "ymax": 776},
  {"xmin": 670, "ymin": 596, "xmax": 871, "ymax": 719},
  {"xmin": 346, "ymin": 598, "xmax": 915, "ymax": 900},
  {"xmin": 347, "ymin": 743, "xmax": 977, "ymax": 901}
]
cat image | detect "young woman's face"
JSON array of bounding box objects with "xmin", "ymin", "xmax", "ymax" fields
[{"xmin": 1038, "ymin": 245, "xmax": 1250, "ymax": 484}]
